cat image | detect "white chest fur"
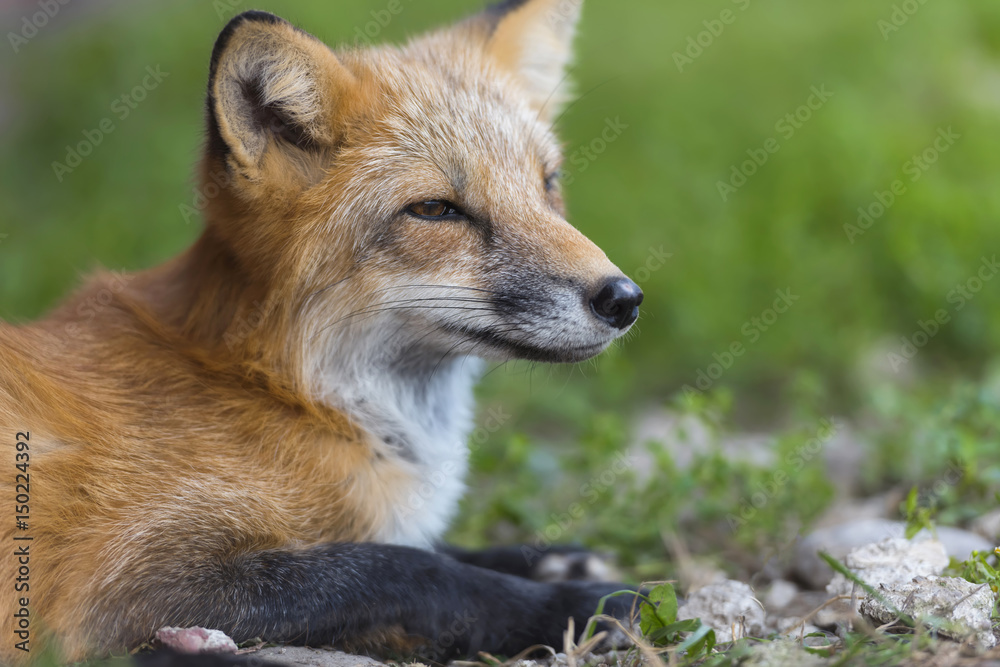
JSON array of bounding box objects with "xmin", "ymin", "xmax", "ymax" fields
[{"xmin": 317, "ymin": 341, "xmax": 482, "ymax": 549}]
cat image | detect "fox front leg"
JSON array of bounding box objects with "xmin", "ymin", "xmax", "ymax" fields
[{"xmin": 113, "ymin": 542, "xmax": 637, "ymax": 660}]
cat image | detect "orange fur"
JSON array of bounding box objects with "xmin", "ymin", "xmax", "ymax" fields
[{"xmin": 0, "ymin": 2, "xmax": 636, "ymax": 662}]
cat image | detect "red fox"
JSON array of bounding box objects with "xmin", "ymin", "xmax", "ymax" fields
[{"xmin": 0, "ymin": 0, "xmax": 643, "ymax": 662}]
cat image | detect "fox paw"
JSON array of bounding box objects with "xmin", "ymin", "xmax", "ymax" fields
[{"xmin": 532, "ymin": 550, "xmax": 620, "ymax": 583}]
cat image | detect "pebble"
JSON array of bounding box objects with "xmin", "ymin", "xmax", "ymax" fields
[
  {"xmin": 859, "ymin": 575, "xmax": 997, "ymax": 649},
  {"xmin": 251, "ymin": 646, "xmax": 387, "ymax": 667},
  {"xmin": 795, "ymin": 519, "xmax": 993, "ymax": 589},
  {"xmin": 971, "ymin": 509, "xmax": 1000, "ymax": 541},
  {"xmin": 677, "ymin": 579, "xmax": 765, "ymax": 642},
  {"xmin": 826, "ymin": 537, "xmax": 949, "ymax": 597},
  {"xmin": 764, "ymin": 579, "xmax": 799, "ymax": 611}
]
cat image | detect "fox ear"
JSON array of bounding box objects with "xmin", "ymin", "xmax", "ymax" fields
[
  {"xmin": 482, "ymin": 0, "xmax": 581, "ymax": 122},
  {"xmin": 206, "ymin": 11, "xmax": 355, "ymax": 187}
]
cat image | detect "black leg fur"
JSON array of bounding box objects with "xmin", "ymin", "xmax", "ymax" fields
[{"xmin": 120, "ymin": 542, "xmax": 637, "ymax": 660}]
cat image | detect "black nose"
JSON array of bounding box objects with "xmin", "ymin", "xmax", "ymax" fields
[{"xmin": 589, "ymin": 277, "xmax": 643, "ymax": 329}]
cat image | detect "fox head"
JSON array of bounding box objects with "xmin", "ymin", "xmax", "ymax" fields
[{"xmin": 197, "ymin": 1, "xmax": 641, "ymax": 390}]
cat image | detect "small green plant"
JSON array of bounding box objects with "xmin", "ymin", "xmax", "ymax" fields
[
  {"xmin": 903, "ymin": 486, "xmax": 936, "ymax": 539},
  {"xmin": 587, "ymin": 583, "xmax": 716, "ymax": 662},
  {"xmin": 954, "ymin": 547, "xmax": 1000, "ymax": 617}
]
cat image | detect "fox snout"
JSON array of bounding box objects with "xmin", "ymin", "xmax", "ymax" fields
[{"xmin": 589, "ymin": 277, "xmax": 643, "ymax": 330}]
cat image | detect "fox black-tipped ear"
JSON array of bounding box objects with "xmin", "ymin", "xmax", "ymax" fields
[
  {"xmin": 206, "ymin": 10, "xmax": 356, "ymax": 184},
  {"xmin": 481, "ymin": 0, "xmax": 582, "ymax": 122}
]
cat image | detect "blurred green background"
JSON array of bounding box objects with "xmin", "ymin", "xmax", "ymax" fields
[{"xmin": 1, "ymin": 0, "xmax": 998, "ymax": 576}]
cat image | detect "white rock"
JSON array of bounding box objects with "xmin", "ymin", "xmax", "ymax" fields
[
  {"xmin": 810, "ymin": 492, "xmax": 899, "ymax": 531},
  {"xmin": 629, "ymin": 411, "xmax": 776, "ymax": 476},
  {"xmin": 859, "ymin": 575, "xmax": 997, "ymax": 648},
  {"xmin": 826, "ymin": 538, "xmax": 949, "ymax": 597},
  {"xmin": 629, "ymin": 411, "xmax": 714, "ymax": 477},
  {"xmin": 764, "ymin": 580, "xmax": 799, "ymax": 611},
  {"xmin": 155, "ymin": 626, "xmax": 238, "ymax": 654},
  {"xmin": 819, "ymin": 422, "xmax": 866, "ymax": 498},
  {"xmin": 252, "ymin": 646, "xmax": 387, "ymax": 666},
  {"xmin": 743, "ymin": 638, "xmax": 825, "ymax": 667},
  {"xmin": 678, "ymin": 580, "xmax": 765, "ymax": 642},
  {"xmin": 933, "ymin": 526, "xmax": 997, "ymax": 562},
  {"xmin": 971, "ymin": 508, "xmax": 1000, "ymax": 541},
  {"xmin": 796, "ymin": 520, "xmax": 992, "ymax": 589}
]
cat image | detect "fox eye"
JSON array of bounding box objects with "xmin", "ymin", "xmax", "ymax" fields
[
  {"xmin": 544, "ymin": 171, "xmax": 560, "ymax": 192},
  {"xmin": 406, "ymin": 200, "xmax": 461, "ymax": 219}
]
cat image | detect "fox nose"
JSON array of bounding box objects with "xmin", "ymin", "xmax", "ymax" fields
[{"xmin": 589, "ymin": 277, "xmax": 643, "ymax": 329}]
